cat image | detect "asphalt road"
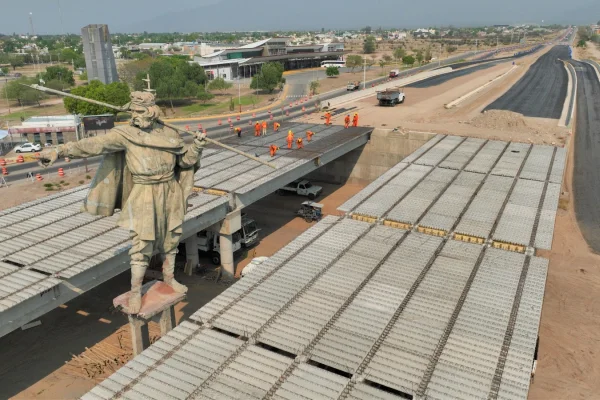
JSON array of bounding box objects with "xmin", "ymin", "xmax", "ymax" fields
[
  {"xmin": 570, "ymin": 60, "xmax": 600, "ymax": 252},
  {"xmin": 483, "ymin": 45, "xmax": 569, "ymax": 119},
  {"xmin": 407, "ymin": 61, "xmax": 500, "ymax": 89}
]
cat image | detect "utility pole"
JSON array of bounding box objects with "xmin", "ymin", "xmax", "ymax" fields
[
  {"xmin": 238, "ymin": 77, "xmax": 241, "ymax": 113},
  {"xmin": 363, "ymin": 57, "xmax": 366, "ymax": 90},
  {"xmin": 4, "ymin": 79, "xmax": 10, "ymax": 114}
]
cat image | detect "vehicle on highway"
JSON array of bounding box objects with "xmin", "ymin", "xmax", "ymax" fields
[
  {"xmin": 321, "ymin": 60, "xmax": 346, "ymax": 68},
  {"xmin": 14, "ymin": 142, "xmax": 41, "ymax": 153},
  {"xmin": 377, "ymin": 87, "xmax": 405, "ymax": 106},
  {"xmin": 347, "ymin": 81, "xmax": 361, "ymax": 91},
  {"xmin": 389, "ymin": 69, "xmax": 400, "ymax": 78},
  {"xmin": 278, "ymin": 179, "xmax": 323, "ymax": 200}
]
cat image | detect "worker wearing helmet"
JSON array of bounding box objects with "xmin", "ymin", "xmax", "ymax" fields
[
  {"xmin": 306, "ymin": 130, "xmax": 314, "ymax": 142},
  {"xmin": 287, "ymin": 130, "xmax": 294, "ymax": 149},
  {"xmin": 269, "ymin": 144, "xmax": 279, "ymax": 157},
  {"xmin": 325, "ymin": 112, "xmax": 331, "ymax": 125},
  {"xmin": 274, "ymin": 122, "xmax": 280, "ymax": 132},
  {"xmin": 344, "ymin": 115, "xmax": 350, "ymax": 128},
  {"xmin": 352, "ymin": 113, "xmax": 359, "ymax": 127},
  {"xmin": 296, "ymin": 137, "xmax": 304, "ymax": 149},
  {"xmin": 235, "ymin": 127, "xmax": 242, "ymax": 138},
  {"xmin": 262, "ymin": 120, "xmax": 268, "ymax": 136},
  {"xmin": 254, "ymin": 122, "xmax": 261, "ymax": 137}
]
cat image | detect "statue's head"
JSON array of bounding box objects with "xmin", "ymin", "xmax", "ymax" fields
[{"xmin": 129, "ymin": 91, "xmax": 161, "ymax": 129}]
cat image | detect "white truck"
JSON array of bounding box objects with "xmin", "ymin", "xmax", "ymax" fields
[
  {"xmin": 346, "ymin": 81, "xmax": 361, "ymax": 91},
  {"xmin": 277, "ymin": 179, "xmax": 323, "ymax": 200},
  {"xmin": 197, "ymin": 215, "xmax": 259, "ymax": 264}
]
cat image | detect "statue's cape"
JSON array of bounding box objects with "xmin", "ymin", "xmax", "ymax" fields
[{"xmin": 82, "ymin": 125, "xmax": 198, "ymax": 217}]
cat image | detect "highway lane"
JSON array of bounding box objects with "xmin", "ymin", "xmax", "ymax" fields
[
  {"xmin": 408, "ymin": 61, "xmax": 500, "ymax": 89},
  {"xmin": 483, "ymin": 45, "xmax": 569, "ymax": 119},
  {"xmin": 570, "ymin": 60, "xmax": 600, "ymax": 252}
]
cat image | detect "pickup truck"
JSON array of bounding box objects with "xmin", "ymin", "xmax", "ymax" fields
[
  {"xmin": 277, "ymin": 179, "xmax": 323, "ymax": 200},
  {"xmin": 346, "ymin": 81, "xmax": 360, "ymax": 91},
  {"xmin": 389, "ymin": 69, "xmax": 400, "ymax": 78},
  {"xmin": 377, "ymin": 87, "xmax": 405, "ymax": 106}
]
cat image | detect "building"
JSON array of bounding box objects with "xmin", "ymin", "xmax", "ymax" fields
[
  {"xmin": 194, "ymin": 37, "xmax": 346, "ymax": 81},
  {"xmin": 81, "ymin": 24, "xmax": 119, "ymax": 84},
  {"xmin": 8, "ymin": 115, "xmax": 80, "ymax": 145}
]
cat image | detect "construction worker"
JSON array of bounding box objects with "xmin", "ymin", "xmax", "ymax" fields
[
  {"xmin": 324, "ymin": 111, "xmax": 331, "ymax": 125},
  {"xmin": 269, "ymin": 144, "xmax": 279, "ymax": 157},
  {"xmin": 306, "ymin": 130, "xmax": 314, "ymax": 142},
  {"xmin": 286, "ymin": 130, "xmax": 294, "ymax": 149},
  {"xmin": 296, "ymin": 137, "xmax": 304, "ymax": 149},
  {"xmin": 352, "ymin": 113, "xmax": 359, "ymax": 127},
  {"xmin": 273, "ymin": 122, "xmax": 280, "ymax": 132},
  {"xmin": 235, "ymin": 127, "xmax": 242, "ymax": 138},
  {"xmin": 262, "ymin": 120, "xmax": 268, "ymax": 136},
  {"xmin": 254, "ymin": 122, "xmax": 261, "ymax": 137},
  {"xmin": 344, "ymin": 115, "xmax": 351, "ymax": 128}
]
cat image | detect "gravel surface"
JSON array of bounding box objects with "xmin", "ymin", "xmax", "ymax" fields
[
  {"xmin": 571, "ymin": 60, "xmax": 600, "ymax": 252},
  {"xmin": 484, "ymin": 45, "xmax": 569, "ymax": 119}
]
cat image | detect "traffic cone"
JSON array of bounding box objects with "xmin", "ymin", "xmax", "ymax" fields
[
  {"xmin": 236, "ymin": 114, "xmax": 240, "ymax": 121},
  {"xmin": 203, "ymin": 128, "xmax": 207, "ymax": 134},
  {"xmin": 197, "ymin": 123, "xmax": 202, "ymax": 130},
  {"xmin": 0, "ymin": 159, "xmax": 6, "ymax": 166},
  {"xmin": 268, "ymin": 109, "xmax": 271, "ymax": 114},
  {"xmin": 65, "ymin": 157, "xmax": 70, "ymax": 163},
  {"xmin": 58, "ymin": 168, "xmax": 65, "ymax": 177},
  {"xmin": 227, "ymin": 117, "xmax": 231, "ymax": 124},
  {"xmin": 2, "ymin": 167, "xmax": 7, "ymax": 176},
  {"xmin": 16, "ymin": 155, "xmax": 24, "ymax": 163},
  {"xmin": 218, "ymin": 119, "xmax": 222, "ymax": 125},
  {"xmin": 289, "ymin": 103, "xmax": 293, "ymax": 108},
  {"xmin": 185, "ymin": 125, "xmax": 190, "ymax": 131},
  {"xmin": 249, "ymin": 120, "xmax": 252, "ymax": 125},
  {"xmin": 36, "ymin": 173, "xmax": 43, "ymax": 181},
  {"xmin": 253, "ymin": 112, "xmax": 256, "ymax": 118},
  {"xmin": 269, "ymin": 114, "xmax": 273, "ymax": 120},
  {"xmin": 302, "ymin": 106, "xmax": 305, "ymax": 112},
  {"xmin": 286, "ymin": 110, "xmax": 289, "ymax": 116}
]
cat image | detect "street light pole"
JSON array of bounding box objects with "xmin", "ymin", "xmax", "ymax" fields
[
  {"xmin": 4, "ymin": 79, "xmax": 10, "ymax": 114},
  {"xmin": 238, "ymin": 77, "xmax": 241, "ymax": 113},
  {"xmin": 363, "ymin": 58, "xmax": 366, "ymax": 90}
]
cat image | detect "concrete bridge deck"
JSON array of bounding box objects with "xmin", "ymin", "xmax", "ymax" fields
[{"xmin": 0, "ymin": 122, "xmax": 372, "ymax": 338}]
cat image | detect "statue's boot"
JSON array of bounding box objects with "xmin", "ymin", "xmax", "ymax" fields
[
  {"xmin": 162, "ymin": 253, "xmax": 188, "ymax": 293},
  {"xmin": 129, "ymin": 258, "xmax": 148, "ymax": 314}
]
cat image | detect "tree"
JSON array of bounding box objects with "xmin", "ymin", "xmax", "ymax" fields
[
  {"xmin": 424, "ymin": 47, "xmax": 432, "ymax": 62},
  {"xmin": 63, "ymin": 80, "xmax": 130, "ymax": 115},
  {"xmin": 363, "ymin": 26, "xmax": 372, "ymax": 34},
  {"xmin": 196, "ymin": 88, "xmax": 215, "ymax": 104},
  {"xmin": 346, "ymin": 55, "xmax": 363, "ymax": 73},
  {"xmin": 393, "ymin": 48, "xmax": 406, "ymax": 61},
  {"xmin": 447, "ymin": 45, "xmax": 457, "ymax": 53},
  {"xmin": 1, "ymin": 67, "xmax": 8, "ymax": 75},
  {"xmin": 5, "ymin": 77, "xmax": 44, "ymax": 106},
  {"xmin": 229, "ymin": 97, "xmax": 235, "ymax": 111},
  {"xmin": 250, "ymin": 62, "xmax": 284, "ymax": 93},
  {"xmin": 208, "ymin": 77, "xmax": 233, "ymax": 92},
  {"xmin": 10, "ymin": 56, "xmax": 24, "ymax": 71},
  {"xmin": 325, "ymin": 66, "xmax": 340, "ymax": 77},
  {"xmin": 118, "ymin": 58, "xmax": 154, "ymax": 88},
  {"xmin": 310, "ymin": 80, "xmax": 319, "ymax": 95},
  {"xmin": 42, "ymin": 66, "xmax": 75, "ymax": 86},
  {"xmin": 416, "ymin": 50, "xmax": 424, "ymax": 65},
  {"xmin": 402, "ymin": 55, "xmax": 415, "ymax": 66},
  {"xmin": 379, "ymin": 60, "xmax": 386, "ymax": 69},
  {"xmin": 576, "ymin": 39, "xmax": 586, "ymax": 48},
  {"xmin": 363, "ymin": 35, "xmax": 376, "ymax": 54},
  {"xmin": 80, "ymin": 71, "xmax": 88, "ymax": 81},
  {"xmin": 383, "ymin": 55, "xmax": 393, "ymax": 63}
]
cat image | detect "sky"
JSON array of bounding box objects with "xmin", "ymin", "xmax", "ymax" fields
[{"xmin": 0, "ymin": 0, "xmax": 598, "ymax": 34}]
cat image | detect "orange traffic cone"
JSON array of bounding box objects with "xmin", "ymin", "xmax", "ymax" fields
[
  {"xmin": 16, "ymin": 155, "xmax": 24, "ymax": 163},
  {"xmin": 218, "ymin": 119, "xmax": 222, "ymax": 126},
  {"xmin": 270, "ymin": 114, "xmax": 273, "ymax": 120},
  {"xmin": 36, "ymin": 173, "xmax": 43, "ymax": 181},
  {"xmin": 58, "ymin": 168, "xmax": 65, "ymax": 177},
  {"xmin": 0, "ymin": 159, "xmax": 6, "ymax": 166},
  {"xmin": 2, "ymin": 167, "xmax": 7, "ymax": 176},
  {"xmin": 236, "ymin": 114, "xmax": 240, "ymax": 121},
  {"xmin": 65, "ymin": 157, "xmax": 70, "ymax": 163}
]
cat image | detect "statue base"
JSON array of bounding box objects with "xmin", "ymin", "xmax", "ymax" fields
[{"xmin": 113, "ymin": 280, "xmax": 186, "ymax": 356}]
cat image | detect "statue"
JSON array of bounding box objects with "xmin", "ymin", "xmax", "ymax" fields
[{"xmin": 39, "ymin": 91, "xmax": 206, "ymax": 313}]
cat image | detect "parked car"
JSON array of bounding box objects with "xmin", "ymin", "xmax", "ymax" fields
[{"xmin": 14, "ymin": 142, "xmax": 41, "ymax": 153}]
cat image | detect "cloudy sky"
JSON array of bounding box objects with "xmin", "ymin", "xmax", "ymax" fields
[{"xmin": 1, "ymin": 0, "xmax": 598, "ymax": 34}]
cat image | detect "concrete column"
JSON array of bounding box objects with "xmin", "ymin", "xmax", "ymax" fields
[
  {"xmin": 184, "ymin": 234, "xmax": 200, "ymax": 276},
  {"xmin": 219, "ymin": 233, "xmax": 235, "ymax": 278}
]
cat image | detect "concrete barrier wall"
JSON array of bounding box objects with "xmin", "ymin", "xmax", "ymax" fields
[{"xmin": 308, "ymin": 129, "xmax": 436, "ymax": 184}]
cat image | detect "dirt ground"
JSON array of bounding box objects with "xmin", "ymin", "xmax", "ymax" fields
[
  {"xmin": 305, "ymin": 45, "xmax": 569, "ymax": 146},
  {"xmin": 528, "ymin": 128, "xmax": 600, "ymax": 399},
  {"xmin": 574, "ymin": 41, "xmax": 600, "ymax": 62},
  {"xmin": 2, "ymin": 180, "xmax": 365, "ymax": 399}
]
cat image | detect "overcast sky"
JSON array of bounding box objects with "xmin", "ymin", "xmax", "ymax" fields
[{"xmin": 1, "ymin": 0, "xmax": 598, "ymax": 34}]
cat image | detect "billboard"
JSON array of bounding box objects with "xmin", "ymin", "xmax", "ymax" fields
[{"xmin": 82, "ymin": 114, "xmax": 115, "ymax": 131}]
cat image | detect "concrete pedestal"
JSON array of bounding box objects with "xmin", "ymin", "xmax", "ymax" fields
[
  {"xmin": 219, "ymin": 233, "xmax": 235, "ymax": 278},
  {"xmin": 113, "ymin": 280, "xmax": 185, "ymax": 356}
]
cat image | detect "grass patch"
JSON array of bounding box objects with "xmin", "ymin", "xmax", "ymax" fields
[
  {"xmin": 86, "ymin": 175, "xmax": 91, "ymax": 180},
  {"xmin": 43, "ymin": 183, "xmax": 53, "ymax": 188},
  {"xmin": 79, "ymin": 180, "xmax": 84, "ymax": 184},
  {"xmin": 4, "ymin": 110, "xmax": 37, "ymax": 120}
]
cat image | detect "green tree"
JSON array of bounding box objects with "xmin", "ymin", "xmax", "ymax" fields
[
  {"xmin": 415, "ymin": 50, "xmax": 424, "ymax": 65},
  {"xmin": 346, "ymin": 55, "xmax": 363, "ymax": 73},
  {"xmin": 383, "ymin": 55, "xmax": 393, "ymax": 63},
  {"xmin": 208, "ymin": 77, "xmax": 233, "ymax": 92},
  {"xmin": 379, "ymin": 60, "xmax": 386, "ymax": 69},
  {"xmin": 1, "ymin": 67, "xmax": 8, "ymax": 75},
  {"xmin": 6, "ymin": 77, "xmax": 45, "ymax": 106},
  {"xmin": 45, "ymin": 80, "xmax": 67, "ymax": 91},
  {"xmin": 325, "ymin": 66, "xmax": 340, "ymax": 77},
  {"xmin": 310, "ymin": 80, "xmax": 319, "ymax": 95},
  {"xmin": 424, "ymin": 47, "xmax": 432, "ymax": 62},
  {"xmin": 363, "ymin": 36, "xmax": 376, "ymax": 54},
  {"xmin": 196, "ymin": 88, "xmax": 215, "ymax": 104},
  {"xmin": 42, "ymin": 66, "xmax": 75, "ymax": 86},
  {"xmin": 229, "ymin": 97, "xmax": 235, "ymax": 111},
  {"xmin": 63, "ymin": 80, "xmax": 130, "ymax": 115},
  {"xmin": 393, "ymin": 47, "xmax": 406, "ymax": 61},
  {"xmin": 576, "ymin": 39, "xmax": 586, "ymax": 47},
  {"xmin": 402, "ymin": 55, "xmax": 415, "ymax": 66},
  {"xmin": 250, "ymin": 62, "xmax": 284, "ymax": 93},
  {"xmin": 10, "ymin": 56, "xmax": 24, "ymax": 71},
  {"xmin": 447, "ymin": 45, "xmax": 457, "ymax": 53},
  {"xmin": 80, "ymin": 71, "xmax": 88, "ymax": 81},
  {"xmin": 363, "ymin": 26, "xmax": 372, "ymax": 34}
]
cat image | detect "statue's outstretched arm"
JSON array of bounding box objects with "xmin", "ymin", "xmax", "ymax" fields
[{"xmin": 58, "ymin": 131, "xmax": 128, "ymax": 159}]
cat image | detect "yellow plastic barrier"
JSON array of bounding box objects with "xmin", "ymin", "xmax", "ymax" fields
[
  {"xmin": 453, "ymin": 233, "xmax": 485, "ymax": 245},
  {"xmin": 383, "ymin": 220, "xmax": 412, "ymax": 230}
]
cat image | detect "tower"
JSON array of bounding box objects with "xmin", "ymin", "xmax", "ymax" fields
[{"xmin": 81, "ymin": 24, "xmax": 119, "ymax": 84}]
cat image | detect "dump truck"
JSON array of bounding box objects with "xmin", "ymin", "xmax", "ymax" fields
[
  {"xmin": 197, "ymin": 215, "xmax": 259, "ymax": 264},
  {"xmin": 346, "ymin": 81, "xmax": 360, "ymax": 91},
  {"xmin": 377, "ymin": 87, "xmax": 405, "ymax": 106}
]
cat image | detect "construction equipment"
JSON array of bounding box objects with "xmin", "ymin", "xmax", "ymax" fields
[
  {"xmin": 377, "ymin": 87, "xmax": 406, "ymax": 106},
  {"xmin": 296, "ymin": 201, "xmax": 323, "ymax": 222},
  {"xmin": 24, "ymin": 84, "xmax": 276, "ymax": 169}
]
